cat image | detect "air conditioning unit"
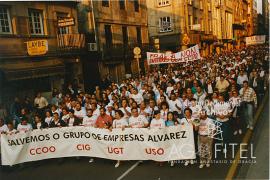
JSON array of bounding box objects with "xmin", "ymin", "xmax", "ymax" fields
[{"xmin": 87, "ymin": 43, "xmax": 97, "ymax": 51}]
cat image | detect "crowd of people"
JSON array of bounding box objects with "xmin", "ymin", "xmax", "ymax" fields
[{"xmin": 0, "ymin": 44, "xmax": 269, "ymax": 168}]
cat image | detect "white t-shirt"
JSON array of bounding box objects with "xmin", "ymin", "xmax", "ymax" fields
[
  {"xmin": 199, "ymin": 118, "xmax": 216, "ymax": 136},
  {"xmin": 45, "ymin": 117, "xmax": 53, "ymax": 125},
  {"xmin": 112, "ymin": 118, "xmax": 128, "ymax": 129},
  {"xmin": 119, "ymin": 107, "xmax": 131, "ymax": 117},
  {"xmin": 190, "ymin": 105, "xmax": 202, "ymax": 119},
  {"xmin": 168, "ymin": 99, "xmax": 182, "ymax": 113},
  {"xmin": 128, "ymin": 115, "xmax": 149, "ymax": 128},
  {"xmin": 92, "ymin": 109, "xmax": 100, "ymax": 120},
  {"xmin": 237, "ymin": 75, "xmax": 248, "ymax": 85},
  {"xmin": 61, "ymin": 114, "xmax": 70, "ymax": 123},
  {"xmin": 36, "ymin": 122, "xmax": 42, "ymax": 129},
  {"xmin": 7, "ymin": 129, "xmax": 17, "ymax": 135},
  {"xmin": 150, "ymin": 118, "xmax": 165, "ymax": 129},
  {"xmin": 83, "ymin": 116, "xmax": 97, "ymax": 127},
  {"xmin": 214, "ymin": 102, "xmax": 232, "ymax": 122},
  {"xmin": 74, "ymin": 109, "xmax": 86, "ymax": 119},
  {"xmin": 166, "ymin": 86, "xmax": 174, "ymax": 96},
  {"xmin": 160, "ymin": 109, "xmax": 169, "ymax": 120},
  {"xmin": 34, "ymin": 97, "xmax": 48, "ymax": 109},
  {"xmin": 130, "ymin": 93, "xmax": 144, "ymax": 104},
  {"xmin": 0, "ymin": 124, "xmax": 8, "ymax": 133},
  {"xmin": 179, "ymin": 117, "xmax": 194, "ymax": 125},
  {"xmin": 106, "ymin": 110, "xmax": 115, "ymax": 117},
  {"xmin": 17, "ymin": 124, "xmax": 32, "ymax": 132},
  {"xmin": 68, "ymin": 117, "xmax": 75, "ymax": 127}
]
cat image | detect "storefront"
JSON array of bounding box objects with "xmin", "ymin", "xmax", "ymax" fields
[
  {"xmin": 200, "ymin": 34, "xmax": 217, "ymax": 57},
  {"xmin": 0, "ymin": 58, "xmax": 66, "ymax": 105}
]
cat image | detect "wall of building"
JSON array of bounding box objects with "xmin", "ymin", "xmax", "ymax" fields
[{"xmin": 0, "ymin": 1, "xmax": 83, "ymax": 104}]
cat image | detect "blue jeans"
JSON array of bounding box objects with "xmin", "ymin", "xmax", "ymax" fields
[{"xmin": 244, "ymin": 103, "xmax": 254, "ymax": 127}]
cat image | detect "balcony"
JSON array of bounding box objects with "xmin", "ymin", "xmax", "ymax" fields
[{"xmin": 57, "ymin": 34, "xmax": 85, "ymax": 50}]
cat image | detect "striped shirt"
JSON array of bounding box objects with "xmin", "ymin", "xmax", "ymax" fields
[{"xmin": 239, "ymin": 87, "xmax": 257, "ymax": 106}]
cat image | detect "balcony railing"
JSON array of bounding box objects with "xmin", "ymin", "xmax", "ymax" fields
[{"xmin": 57, "ymin": 33, "xmax": 85, "ymax": 50}]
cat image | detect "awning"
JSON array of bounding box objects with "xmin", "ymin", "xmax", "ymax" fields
[{"xmin": 0, "ymin": 59, "xmax": 65, "ymax": 81}]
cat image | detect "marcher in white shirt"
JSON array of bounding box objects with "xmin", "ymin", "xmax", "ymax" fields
[
  {"xmin": 237, "ymin": 70, "xmax": 249, "ymax": 87},
  {"xmin": 119, "ymin": 99, "xmax": 131, "ymax": 118},
  {"xmin": 129, "ymin": 88, "xmax": 144, "ymax": 105},
  {"xmin": 194, "ymin": 86, "xmax": 206, "ymax": 104},
  {"xmin": 213, "ymin": 95, "xmax": 232, "ymax": 149},
  {"xmin": 45, "ymin": 111, "xmax": 53, "ymax": 126},
  {"xmin": 61, "ymin": 108, "xmax": 70, "ymax": 124},
  {"xmin": 74, "ymin": 103, "xmax": 86, "ymax": 120},
  {"xmin": 106, "ymin": 104, "xmax": 115, "ymax": 119},
  {"xmin": 6, "ymin": 122, "xmax": 17, "ymax": 135},
  {"xmin": 168, "ymin": 93, "xmax": 182, "ymax": 115},
  {"xmin": 83, "ymin": 109, "xmax": 97, "ymax": 127},
  {"xmin": 150, "ymin": 110, "xmax": 165, "ymax": 129},
  {"xmin": 198, "ymin": 110, "xmax": 216, "ymax": 168},
  {"xmin": 91, "ymin": 103, "xmax": 100, "ymax": 120},
  {"xmin": 229, "ymin": 90, "xmax": 242, "ymax": 135},
  {"xmin": 0, "ymin": 118, "xmax": 8, "ymax": 134},
  {"xmin": 166, "ymin": 82, "xmax": 174, "ymax": 97},
  {"xmin": 189, "ymin": 98, "xmax": 202, "ymax": 120},
  {"xmin": 34, "ymin": 92, "xmax": 48, "ymax": 109},
  {"xmin": 160, "ymin": 102, "xmax": 169, "ymax": 120},
  {"xmin": 110, "ymin": 110, "xmax": 129, "ymax": 168},
  {"xmin": 17, "ymin": 117, "xmax": 32, "ymax": 132},
  {"xmin": 179, "ymin": 108, "xmax": 197, "ymax": 166},
  {"xmin": 128, "ymin": 108, "xmax": 149, "ymax": 128}
]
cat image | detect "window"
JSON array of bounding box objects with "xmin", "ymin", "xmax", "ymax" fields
[
  {"xmin": 201, "ymin": 18, "xmax": 204, "ymax": 31},
  {"xmin": 0, "ymin": 7, "xmax": 12, "ymax": 34},
  {"xmin": 102, "ymin": 0, "xmax": 109, "ymax": 7},
  {"xmin": 134, "ymin": 0, "xmax": 139, "ymax": 12},
  {"xmin": 104, "ymin": 25, "xmax": 112, "ymax": 47},
  {"xmin": 188, "ymin": 15, "xmax": 193, "ymax": 26},
  {"xmin": 136, "ymin": 27, "xmax": 142, "ymax": 44},
  {"xmin": 57, "ymin": 12, "xmax": 69, "ymax": 35},
  {"xmin": 199, "ymin": 0, "xmax": 203, "ymax": 9},
  {"xmin": 194, "ymin": 17, "xmax": 198, "ymax": 24},
  {"xmin": 207, "ymin": 2, "xmax": 211, "ymax": 11},
  {"xmin": 122, "ymin": 26, "xmax": 128, "ymax": 45},
  {"xmin": 28, "ymin": 9, "xmax": 44, "ymax": 35},
  {"xmin": 157, "ymin": 0, "xmax": 170, "ymax": 7},
  {"xmin": 119, "ymin": 0, "xmax": 125, "ymax": 10},
  {"xmin": 209, "ymin": 19, "xmax": 212, "ymax": 32},
  {"xmin": 159, "ymin": 17, "xmax": 172, "ymax": 32}
]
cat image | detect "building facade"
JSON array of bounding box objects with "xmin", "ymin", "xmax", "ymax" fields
[
  {"xmin": 247, "ymin": 0, "xmax": 258, "ymax": 36},
  {"xmin": 78, "ymin": 0, "xmax": 149, "ymax": 90},
  {"xmin": 0, "ymin": 1, "xmax": 85, "ymax": 104},
  {"xmin": 147, "ymin": 0, "xmax": 216, "ymax": 56},
  {"xmin": 232, "ymin": 0, "xmax": 248, "ymax": 49},
  {"xmin": 212, "ymin": 0, "xmax": 234, "ymax": 52},
  {"xmin": 262, "ymin": 0, "xmax": 269, "ymax": 37}
]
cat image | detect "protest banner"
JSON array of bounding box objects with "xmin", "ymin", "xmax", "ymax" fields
[
  {"xmin": 245, "ymin": 35, "xmax": 266, "ymax": 46},
  {"xmin": 147, "ymin": 45, "xmax": 201, "ymax": 65},
  {"xmin": 1, "ymin": 125, "xmax": 195, "ymax": 165}
]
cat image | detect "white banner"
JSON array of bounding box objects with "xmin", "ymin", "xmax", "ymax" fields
[
  {"xmin": 147, "ymin": 45, "xmax": 201, "ymax": 65},
  {"xmin": 245, "ymin": 35, "xmax": 266, "ymax": 45},
  {"xmin": 1, "ymin": 125, "xmax": 195, "ymax": 165}
]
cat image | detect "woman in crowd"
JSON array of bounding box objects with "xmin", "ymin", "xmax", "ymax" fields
[{"xmin": 111, "ymin": 110, "xmax": 128, "ymax": 168}]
